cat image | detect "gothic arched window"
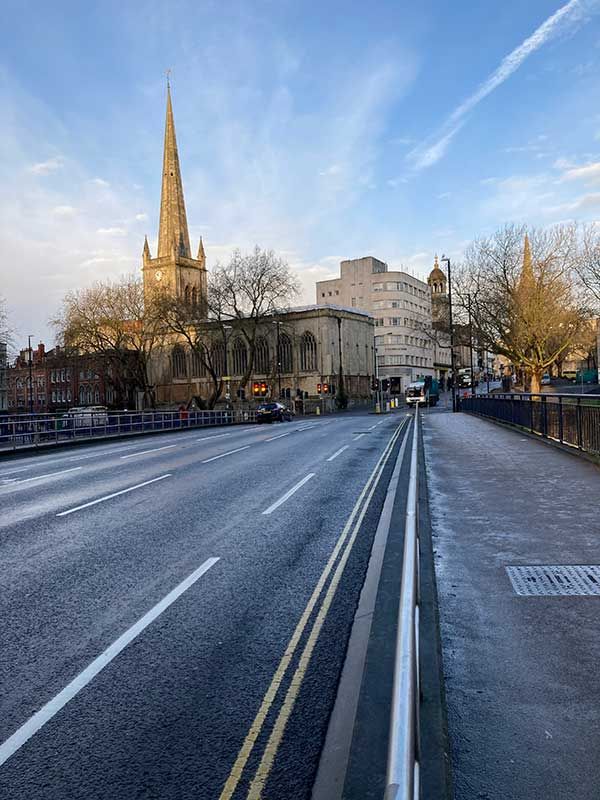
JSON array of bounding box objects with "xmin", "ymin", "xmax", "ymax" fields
[
  {"xmin": 191, "ymin": 286, "xmax": 198, "ymax": 306},
  {"xmin": 300, "ymin": 331, "xmax": 317, "ymax": 372},
  {"xmin": 211, "ymin": 342, "xmax": 225, "ymax": 377},
  {"xmin": 184, "ymin": 286, "xmax": 191, "ymax": 304},
  {"xmin": 190, "ymin": 349, "xmax": 205, "ymax": 377},
  {"xmin": 232, "ymin": 338, "xmax": 248, "ymax": 376},
  {"xmin": 172, "ymin": 345, "xmax": 187, "ymax": 379},
  {"xmin": 279, "ymin": 332, "xmax": 293, "ymax": 373},
  {"xmin": 254, "ymin": 336, "xmax": 269, "ymax": 374}
]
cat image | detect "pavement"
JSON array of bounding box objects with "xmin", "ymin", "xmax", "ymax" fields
[
  {"xmin": 423, "ymin": 408, "xmax": 600, "ymax": 800},
  {"xmin": 0, "ymin": 409, "xmax": 411, "ymax": 800}
]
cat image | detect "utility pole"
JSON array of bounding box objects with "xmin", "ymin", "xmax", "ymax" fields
[
  {"xmin": 467, "ymin": 293, "xmax": 475, "ymax": 397},
  {"xmin": 276, "ymin": 318, "xmax": 282, "ymax": 399},
  {"xmin": 28, "ymin": 335, "xmax": 34, "ymax": 415},
  {"xmin": 441, "ymin": 256, "xmax": 458, "ymax": 412}
]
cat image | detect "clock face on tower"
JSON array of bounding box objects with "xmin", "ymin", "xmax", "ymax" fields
[{"xmin": 154, "ymin": 270, "xmax": 163, "ymax": 282}]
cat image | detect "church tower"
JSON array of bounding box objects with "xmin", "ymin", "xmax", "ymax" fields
[
  {"xmin": 428, "ymin": 255, "xmax": 448, "ymax": 329},
  {"xmin": 142, "ymin": 83, "xmax": 208, "ymax": 316}
]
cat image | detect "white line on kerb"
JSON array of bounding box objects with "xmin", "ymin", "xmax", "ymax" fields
[
  {"xmin": 202, "ymin": 445, "xmax": 250, "ymax": 463},
  {"xmin": 196, "ymin": 433, "xmax": 232, "ymax": 442},
  {"xmin": 0, "ymin": 557, "xmax": 220, "ymax": 768},
  {"xmin": 56, "ymin": 474, "xmax": 172, "ymax": 516},
  {"xmin": 326, "ymin": 445, "xmax": 349, "ymax": 462},
  {"xmin": 5, "ymin": 466, "xmax": 82, "ymax": 486},
  {"xmin": 353, "ymin": 434, "xmax": 365, "ymax": 441},
  {"xmin": 262, "ymin": 473, "xmax": 315, "ymax": 515},
  {"xmin": 265, "ymin": 432, "xmax": 291, "ymax": 442},
  {"xmin": 120, "ymin": 445, "xmax": 177, "ymax": 459}
]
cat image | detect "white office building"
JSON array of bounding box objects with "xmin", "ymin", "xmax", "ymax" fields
[{"xmin": 316, "ymin": 256, "xmax": 435, "ymax": 395}]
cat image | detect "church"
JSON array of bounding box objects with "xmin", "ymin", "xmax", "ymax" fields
[{"xmin": 144, "ymin": 86, "xmax": 375, "ymax": 409}]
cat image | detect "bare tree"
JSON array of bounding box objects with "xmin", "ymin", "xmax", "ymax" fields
[
  {"xmin": 0, "ymin": 296, "xmax": 12, "ymax": 349},
  {"xmin": 578, "ymin": 223, "xmax": 600, "ymax": 309},
  {"xmin": 210, "ymin": 247, "xmax": 300, "ymax": 389},
  {"xmin": 457, "ymin": 223, "xmax": 591, "ymax": 393},
  {"xmin": 52, "ymin": 275, "xmax": 163, "ymax": 407}
]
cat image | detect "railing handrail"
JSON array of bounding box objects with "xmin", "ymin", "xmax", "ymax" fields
[
  {"xmin": 476, "ymin": 391, "xmax": 600, "ymax": 399},
  {"xmin": 386, "ymin": 404, "xmax": 420, "ymax": 800}
]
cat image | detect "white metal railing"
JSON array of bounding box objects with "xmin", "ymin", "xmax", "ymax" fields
[
  {"xmin": 0, "ymin": 408, "xmax": 257, "ymax": 453},
  {"xmin": 385, "ymin": 403, "xmax": 420, "ymax": 800}
]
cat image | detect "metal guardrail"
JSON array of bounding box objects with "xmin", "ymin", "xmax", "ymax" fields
[
  {"xmin": 0, "ymin": 409, "xmax": 257, "ymax": 453},
  {"xmin": 386, "ymin": 404, "xmax": 420, "ymax": 800},
  {"xmin": 461, "ymin": 392, "xmax": 600, "ymax": 456}
]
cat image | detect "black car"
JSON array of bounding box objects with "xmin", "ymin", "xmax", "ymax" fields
[{"xmin": 256, "ymin": 402, "xmax": 294, "ymax": 423}]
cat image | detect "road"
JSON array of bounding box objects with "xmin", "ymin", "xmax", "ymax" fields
[{"xmin": 0, "ymin": 410, "xmax": 410, "ymax": 799}]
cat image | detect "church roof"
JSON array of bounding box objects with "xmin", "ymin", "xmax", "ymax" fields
[{"xmin": 428, "ymin": 255, "xmax": 446, "ymax": 283}]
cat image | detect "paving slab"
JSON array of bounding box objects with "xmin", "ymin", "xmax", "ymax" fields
[{"xmin": 423, "ymin": 409, "xmax": 600, "ymax": 800}]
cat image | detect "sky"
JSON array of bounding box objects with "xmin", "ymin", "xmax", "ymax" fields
[{"xmin": 2, "ymin": 0, "xmax": 600, "ymax": 346}]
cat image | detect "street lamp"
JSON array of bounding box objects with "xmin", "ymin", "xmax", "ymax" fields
[
  {"xmin": 222, "ymin": 324, "xmax": 232, "ymax": 407},
  {"xmin": 27, "ymin": 335, "xmax": 34, "ymax": 415},
  {"xmin": 467, "ymin": 293, "xmax": 475, "ymax": 398},
  {"xmin": 440, "ymin": 256, "xmax": 458, "ymax": 412}
]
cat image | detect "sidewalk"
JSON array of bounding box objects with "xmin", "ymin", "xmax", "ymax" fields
[{"xmin": 423, "ymin": 410, "xmax": 600, "ymax": 800}]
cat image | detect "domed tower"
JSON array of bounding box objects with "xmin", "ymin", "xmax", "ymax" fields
[{"xmin": 427, "ymin": 255, "xmax": 448, "ymax": 328}]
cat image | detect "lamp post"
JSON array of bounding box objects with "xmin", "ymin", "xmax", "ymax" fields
[
  {"xmin": 27, "ymin": 335, "xmax": 34, "ymax": 415},
  {"xmin": 467, "ymin": 293, "xmax": 475, "ymax": 397},
  {"xmin": 440, "ymin": 256, "xmax": 457, "ymax": 412},
  {"xmin": 222, "ymin": 324, "xmax": 232, "ymax": 407}
]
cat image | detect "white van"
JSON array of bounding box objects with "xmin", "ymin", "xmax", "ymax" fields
[{"xmin": 64, "ymin": 406, "xmax": 109, "ymax": 428}]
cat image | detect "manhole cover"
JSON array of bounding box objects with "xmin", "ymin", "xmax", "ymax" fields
[{"xmin": 506, "ymin": 565, "xmax": 600, "ymax": 596}]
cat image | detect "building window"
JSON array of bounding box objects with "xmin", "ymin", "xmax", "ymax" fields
[
  {"xmin": 211, "ymin": 342, "xmax": 225, "ymax": 377},
  {"xmin": 351, "ymin": 297, "xmax": 356, "ymax": 306},
  {"xmin": 172, "ymin": 345, "xmax": 187, "ymax": 379},
  {"xmin": 191, "ymin": 286, "xmax": 198, "ymax": 306},
  {"xmin": 279, "ymin": 333, "xmax": 293, "ymax": 373},
  {"xmin": 184, "ymin": 286, "xmax": 191, "ymax": 304},
  {"xmin": 190, "ymin": 350, "xmax": 205, "ymax": 378},
  {"xmin": 232, "ymin": 338, "xmax": 248, "ymax": 376},
  {"xmin": 321, "ymin": 292, "xmax": 326, "ymax": 298},
  {"xmin": 254, "ymin": 337, "xmax": 270, "ymax": 374},
  {"xmin": 300, "ymin": 331, "xmax": 317, "ymax": 372}
]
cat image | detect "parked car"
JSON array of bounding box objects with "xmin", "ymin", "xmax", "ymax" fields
[
  {"xmin": 541, "ymin": 373, "xmax": 551, "ymax": 385},
  {"xmin": 256, "ymin": 402, "xmax": 294, "ymax": 423}
]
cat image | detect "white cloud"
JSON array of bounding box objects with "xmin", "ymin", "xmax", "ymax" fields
[
  {"xmin": 546, "ymin": 192, "xmax": 600, "ymax": 213},
  {"xmin": 53, "ymin": 205, "xmax": 77, "ymax": 217},
  {"xmin": 560, "ymin": 161, "xmax": 600, "ymax": 182},
  {"xmin": 408, "ymin": 0, "xmax": 598, "ymax": 169},
  {"xmin": 91, "ymin": 177, "xmax": 110, "ymax": 188},
  {"xmin": 27, "ymin": 156, "xmax": 64, "ymax": 175},
  {"xmin": 96, "ymin": 227, "xmax": 127, "ymax": 235},
  {"xmin": 437, "ymin": 192, "xmax": 451, "ymax": 200},
  {"xmin": 319, "ymin": 164, "xmax": 343, "ymax": 177},
  {"xmin": 135, "ymin": 213, "xmax": 148, "ymax": 221}
]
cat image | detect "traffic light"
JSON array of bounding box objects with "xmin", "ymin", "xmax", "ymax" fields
[
  {"xmin": 317, "ymin": 383, "xmax": 322, "ymax": 394},
  {"xmin": 381, "ymin": 378, "xmax": 390, "ymax": 392},
  {"xmin": 253, "ymin": 381, "xmax": 261, "ymax": 397},
  {"xmin": 371, "ymin": 377, "xmax": 380, "ymax": 391},
  {"xmin": 260, "ymin": 382, "xmax": 268, "ymax": 397},
  {"xmin": 322, "ymin": 383, "xmax": 329, "ymax": 394}
]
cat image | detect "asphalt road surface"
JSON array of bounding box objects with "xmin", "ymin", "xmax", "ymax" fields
[{"xmin": 0, "ymin": 410, "xmax": 410, "ymax": 799}]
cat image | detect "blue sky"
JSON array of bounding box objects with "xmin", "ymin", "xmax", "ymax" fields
[{"xmin": 2, "ymin": 0, "xmax": 600, "ymax": 343}]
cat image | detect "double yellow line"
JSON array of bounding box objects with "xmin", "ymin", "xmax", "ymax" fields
[{"xmin": 219, "ymin": 418, "xmax": 410, "ymax": 800}]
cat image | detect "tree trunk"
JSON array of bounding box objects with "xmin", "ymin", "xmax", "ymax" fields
[{"xmin": 530, "ymin": 369, "xmax": 542, "ymax": 394}]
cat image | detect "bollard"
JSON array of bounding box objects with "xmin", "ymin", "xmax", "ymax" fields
[
  {"xmin": 386, "ymin": 401, "xmax": 391, "ymax": 412},
  {"xmin": 375, "ymin": 402, "xmax": 381, "ymax": 414},
  {"xmin": 316, "ymin": 406, "xmax": 321, "ymax": 415}
]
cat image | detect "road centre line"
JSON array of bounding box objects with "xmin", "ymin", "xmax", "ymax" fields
[
  {"xmin": 326, "ymin": 445, "xmax": 349, "ymax": 462},
  {"xmin": 0, "ymin": 557, "xmax": 220, "ymax": 769},
  {"xmin": 265, "ymin": 432, "xmax": 291, "ymax": 442},
  {"xmin": 196, "ymin": 433, "xmax": 232, "ymax": 442},
  {"xmin": 56, "ymin": 474, "xmax": 172, "ymax": 517},
  {"xmin": 353, "ymin": 433, "xmax": 365, "ymax": 441},
  {"xmin": 0, "ymin": 466, "xmax": 32, "ymax": 477},
  {"xmin": 262, "ymin": 473, "xmax": 315, "ymax": 515},
  {"xmin": 120, "ymin": 444, "xmax": 178, "ymax": 459},
  {"xmin": 202, "ymin": 445, "xmax": 250, "ymax": 464},
  {"xmin": 219, "ymin": 420, "xmax": 406, "ymax": 800},
  {"xmin": 3, "ymin": 466, "xmax": 82, "ymax": 486}
]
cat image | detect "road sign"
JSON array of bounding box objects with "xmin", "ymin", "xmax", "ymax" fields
[{"xmin": 222, "ymin": 375, "xmax": 231, "ymax": 381}]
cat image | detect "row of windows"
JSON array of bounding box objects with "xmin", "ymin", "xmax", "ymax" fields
[
  {"xmin": 373, "ymin": 299, "xmax": 429, "ymax": 314},
  {"xmin": 51, "ymin": 389, "xmax": 72, "ymax": 404},
  {"xmin": 373, "ymin": 282, "xmax": 428, "ymax": 298},
  {"xmin": 321, "ymin": 289, "xmax": 340, "ymax": 298},
  {"xmin": 375, "ymin": 334, "xmax": 430, "ymax": 348},
  {"xmin": 51, "ymin": 368, "xmax": 71, "ymax": 383},
  {"xmin": 377, "ymin": 355, "xmax": 431, "ymax": 367},
  {"xmin": 383, "ymin": 317, "xmax": 426, "ymax": 329},
  {"xmin": 172, "ymin": 332, "xmax": 318, "ymax": 380}
]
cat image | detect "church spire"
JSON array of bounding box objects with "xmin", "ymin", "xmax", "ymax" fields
[
  {"xmin": 143, "ymin": 235, "xmax": 151, "ymax": 261},
  {"xmin": 197, "ymin": 236, "xmax": 206, "ymax": 263},
  {"xmin": 157, "ymin": 84, "xmax": 191, "ymax": 259}
]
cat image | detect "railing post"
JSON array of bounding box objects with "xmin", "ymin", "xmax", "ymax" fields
[
  {"xmin": 541, "ymin": 395, "xmax": 547, "ymax": 438},
  {"xmin": 576, "ymin": 397, "xmax": 583, "ymax": 450},
  {"xmin": 558, "ymin": 396, "xmax": 563, "ymax": 443}
]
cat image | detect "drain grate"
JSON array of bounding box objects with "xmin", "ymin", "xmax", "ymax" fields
[{"xmin": 506, "ymin": 565, "xmax": 600, "ymax": 596}]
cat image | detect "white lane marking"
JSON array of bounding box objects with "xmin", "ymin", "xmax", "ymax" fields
[
  {"xmin": 296, "ymin": 425, "xmax": 316, "ymax": 432},
  {"xmin": 326, "ymin": 445, "xmax": 349, "ymax": 462},
  {"xmin": 368, "ymin": 424, "xmax": 377, "ymax": 430},
  {"xmin": 56, "ymin": 474, "xmax": 172, "ymax": 517},
  {"xmin": 0, "ymin": 467, "xmax": 32, "ymax": 477},
  {"xmin": 196, "ymin": 433, "xmax": 232, "ymax": 442},
  {"xmin": 0, "ymin": 557, "xmax": 220, "ymax": 768},
  {"xmin": 262, "ymin": 473, "xmax": 315, "ymax": 516},
  {"xmin": 120, "ymin": 444, "xmax": 178, "ymax": 460},
  {"xmin": 202, "ymin": 445, "xmax": 250, "ymax": 464},
  {"xmin": 4, "ymin": 467, "xmax": 83, "ymax": 486},
  {"xmin": 265, "ymin": 432, "xmax": 291, "ymax": 442},
  {"xmin": 353, "ymin": 434, "xmax": 365, "ymax": 441}
]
